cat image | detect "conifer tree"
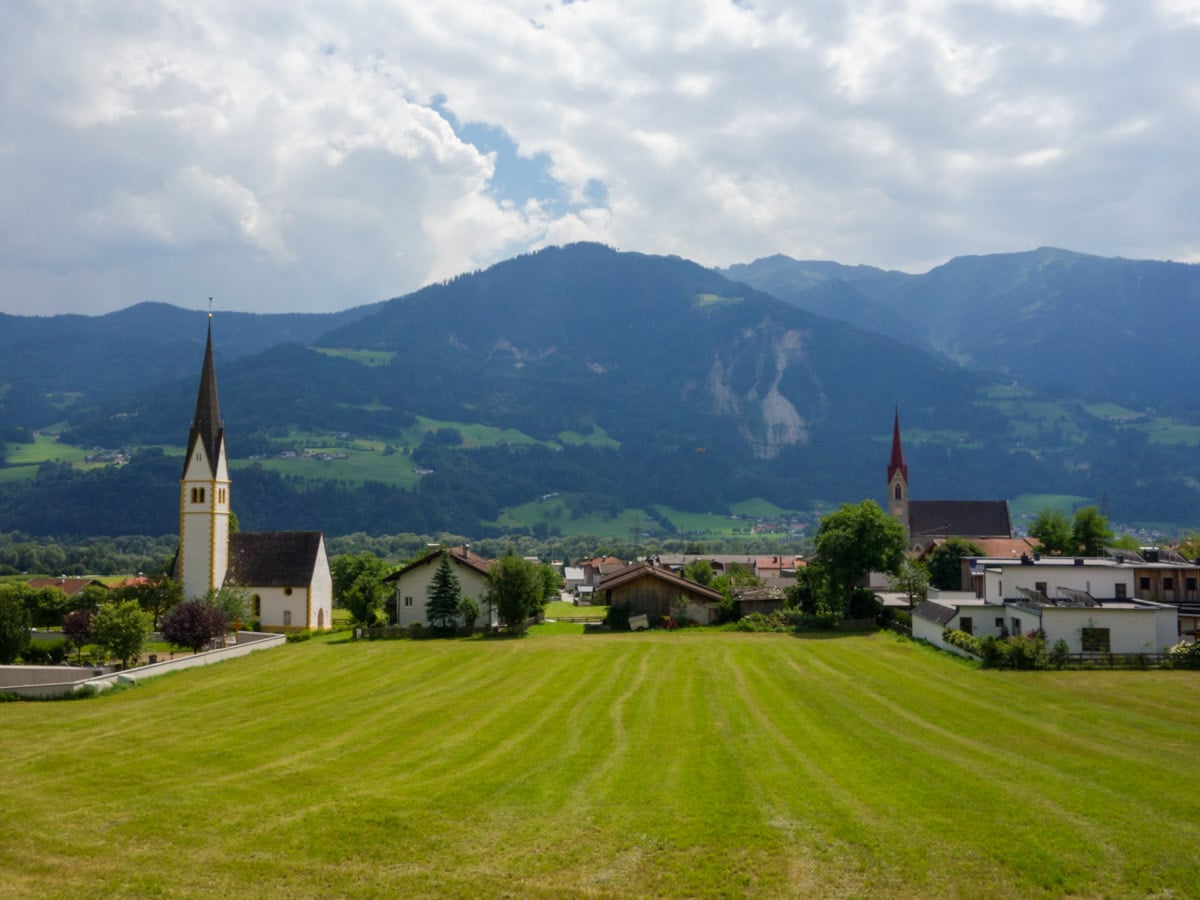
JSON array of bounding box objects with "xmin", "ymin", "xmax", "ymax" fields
[{"xmin": 426, "ymin": 554, "xmax": 462, "ymax": 631}]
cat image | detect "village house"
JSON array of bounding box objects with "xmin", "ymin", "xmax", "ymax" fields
[
  {"xmin": 383, "ymin": 545, "xmax": 497, "ymax": 628},
  {"xmin": 26, "ymin": 576, "xmax": 108, "ymax": 598},
  {"xmin": 913, "ymin": 553, "xmax": 1191, "ymax": 656},
  {"xmin": 596, "ymin": 561, "xmax": 724, "ymax": 625}
]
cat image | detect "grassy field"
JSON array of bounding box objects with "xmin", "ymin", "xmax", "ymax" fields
[{"xmin": 2, "ymin": 631, "xmax": 1198, "ymax": 898}]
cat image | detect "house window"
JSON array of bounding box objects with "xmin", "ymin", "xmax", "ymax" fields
[
  {"xmin": 189, "ymin": 487, "xmax": 206, "ymax": 504},
  {"xmin": 1035, "ymin": 582, "xmax": 1047, "ymax": 597},
  {"xmin": 995, "ymin": 617, "xmax": 1004, "ymax": 628},
  {"xmin": 404, "ymin": 596, "xmax": 414, "ymax": 608},
  {"xmin": 1140, "ymin": 577, "xmax": 1151, "ymax": 591},
  {"xmin": 283, "ymin": 610, "xmax": 292, "ymax": 627},
  {"xmin": 218, "ymin": 488, "xmax": 226, "ymax": 504},
  {"xmin": 894, "ymin": 484, "xmax": 902, "ymax": 500},
  {"xmin": 959, "ymin": 617, "xmax": 973, "ymax": 636},
  {"xmin": 1011, "ymin": 617, "xmax": 1022, "ymax": 635},
  {"xmin": 1164, "ymin": 577, "xmax": 1174, "ymax": 590},
  {"xmin": 284, "ymin": 587, "xmax": 293, "ymax": 596},
  {"xmin": 251, "ymin": 595, "xmax": 261, "ymax": 617},
  {"xmin": 1081, "ymin": 627, "xmax": 1110, "ymax": 653},
  {"xmin": 1188, "ymin": 578, "xmax": 1197, "ymax": 592},
  {"xmin": 1114, "ymin": 583, "xmax": 1127, "ymax": 599}
]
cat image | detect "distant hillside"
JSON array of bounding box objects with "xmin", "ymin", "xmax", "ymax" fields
[
  {"xmin": 0, "ymin": 301, "xmax": 381, "ymax": 427},
  {"xmin": 724, "ymin": 248, "xmax": 1200, "ymax": 404},
  {"xmin": 4, "ymin": 243, "xmax": 1200, "ymax": 538}
]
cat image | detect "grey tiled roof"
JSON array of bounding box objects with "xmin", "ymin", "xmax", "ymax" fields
[
  {"xmin": 909, "ymin": 500, "xmax": 1012, "ymax": 539},
  {"xmin": 225, "ymin": 531, "xmax": 323, "ymax": 587},
  {"xmin": 913, "ymin": 600, "xmax": 957, "ymax": 627}
]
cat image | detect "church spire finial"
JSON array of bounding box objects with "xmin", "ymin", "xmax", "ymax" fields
[
  {"xmin": 888, "ymin": 406, "xmax": 908, "ymax": 484},
  {"xmin": 186, "ymin": 318, "xmax": 224, "ymax": 477}
]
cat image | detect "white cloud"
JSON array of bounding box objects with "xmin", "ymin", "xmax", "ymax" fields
[{"xmin": 0, "ymin": 0, "xmax": 1196, "ymax": 314}]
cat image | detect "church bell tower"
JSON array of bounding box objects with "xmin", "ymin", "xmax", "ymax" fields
[
  {"xmin": 887, "ymin": 408, "xmax": 909, "ymax": 527},
  {"xmin": 178, "ymin": 317, "xmax": 231, "ymax": 600}
]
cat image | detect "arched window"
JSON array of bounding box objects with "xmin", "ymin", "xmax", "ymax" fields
[
  {"xmin": 894, "ymin": 484, "xmax": 902, "ymax": 500},
  {"xmin": 251, "ymin": 595, "xmax": 261, "ymax": 617}
]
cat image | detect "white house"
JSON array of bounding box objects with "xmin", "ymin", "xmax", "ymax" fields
[
  {"xmin": 913, "ymin": 555, "xmax": 1183, "ymax": 657},
  {"xmin": 172, "ymin": 320, "xmax": 333, "ymax": 632},
  {"xmin": 383, "ymin": 546, "xmax": 496, "ymax": 628}
]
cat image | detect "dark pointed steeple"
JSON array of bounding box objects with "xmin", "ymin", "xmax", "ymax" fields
[
  {"xmin": 184, "ymin": 317, "xmax": 225, "ymax": 477},
  {"xmin": 887, "ymin": 407, "xmax": 908, "ymax": 485}
]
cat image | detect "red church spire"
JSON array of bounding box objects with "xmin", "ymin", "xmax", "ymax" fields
[{"xmin": 887, "ymin": 407, "xmax": 908, "ymax": 484}]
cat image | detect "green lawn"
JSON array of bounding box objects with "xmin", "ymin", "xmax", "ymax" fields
[{"xmin": 2, "ymin": 632, "xmax": 1197, "ymax": 898}]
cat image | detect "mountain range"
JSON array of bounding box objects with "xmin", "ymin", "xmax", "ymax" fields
[{"xmin": 2, "ymin": 243, "xmax": 1199, "ymax": 540}]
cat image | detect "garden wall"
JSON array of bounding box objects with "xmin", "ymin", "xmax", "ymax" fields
[{"xmin": 1, "ymin": 632, "xmax": 286, "ymax": 699}]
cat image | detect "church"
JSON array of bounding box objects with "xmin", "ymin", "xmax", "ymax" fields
[
  {"xmin": 887, "ymin": 410, "xmax": 1013, "ymax": 551},
  {"xmin": 174, "ymin": 318, "xmax": 333, "ymax": 631}
]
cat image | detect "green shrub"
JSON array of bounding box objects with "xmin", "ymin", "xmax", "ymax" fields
[
  {"xmin": 733, "ymin": 612, "xmax": 788, "ymax": 633},
  {"xmin": 781, "ymin": 609, "xmax": 839, "ymax": 631},
  {"xmin": 1167, "ymin": 640, "xmax": 1200, "ymax": 670},
  {"xmin": 603, "ymin": 603, "xmax": 632, "ymax": 632},
  {"xmin": 979, "ymin": 631, "xmax": 1049, "ymax": 670},
  {"xmin": 1049, "ymin": 638, "xmax": 1071, "ymax": 669},
  {"xmin": 285, "ymin": 629, "xmax": 313, "ymax": 643},
  {"xmin": 942, "ymin": 628, "xmax": 981, "ymax": 657},
  {"xmin": 21, "ymin": 638, "xmax": 69, "ymax": 665}
]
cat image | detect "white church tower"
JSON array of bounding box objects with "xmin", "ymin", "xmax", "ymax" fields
[{"xmin": 178, "ymin": 317, "xmax": 231, "ymax": 600}]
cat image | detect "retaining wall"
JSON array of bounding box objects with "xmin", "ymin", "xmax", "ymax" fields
[{"xmin": 1, "ymin": 632, "xmax": 286, "ymax": 699}]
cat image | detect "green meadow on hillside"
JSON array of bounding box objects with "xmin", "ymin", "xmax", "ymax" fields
[{"xmin": 2, "ymin": 631, "xmax": 1197, "ymax": 898}]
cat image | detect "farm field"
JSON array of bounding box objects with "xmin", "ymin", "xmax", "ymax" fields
[{"xmin": 2, "ymin": 631, "xmax": 1198, "ymax": 898}]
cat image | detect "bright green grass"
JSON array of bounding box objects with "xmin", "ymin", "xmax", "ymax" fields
[
  {"xmin": 1084, "ymin": 402, "xmax": 1144, "ymax": 420},
  {"xmin": 1138, "ymin": 418, "xmax": 1200, "ymax": 447},
  {"xmin": 240, "ymin": 446, "xmax": 420, "ymax": 488},
  {"xmin": 312, "ymin": 347, "xmax": 397, "ymax": 367},
  {"xmin": 409, "ymin": 416, "xmax": 541, "ymax": 449},
  {"xmin": 4, "ymin": 433, "xmax": 90, "ymax": 466},
  {"xmin": 556, "ymin": 425, "xmax": 620, "ymax": 449},
  {"xmin": 2, "ymin": 632, "xmax": 1198, "ymax": 898},
  {"xmin": 543, "ymin": 600, "xmax": 607, "ymax": 619},
  {"xmin": 1, "ymin": 434, "xmax": 105, "ymax": 481},
  {"xmin": 694, "ymin": 293, "xmax": 745, "ymax": 306},
  {"xmin": 488, "ymin": 500, "xmax": 657, "ymax": 538},
  {"xmin": 729, "ymin": 497, "xmax": 786, "ymax": 518},
  {"xmin": 1010, "ymin": 493, "xmax": 1090, "ymax": 520}
]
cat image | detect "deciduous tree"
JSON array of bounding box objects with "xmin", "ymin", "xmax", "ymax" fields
[
  {"xmin": 1030, "ymin": 508, "xmax": 1073, "ymax": 556},
  {"xmin": 484, "ymin": 552, "xmax": 542, "ymax": 631},
  {"xmin": 813, "ymin": 500, "xmax": 906, "ymax": 617},
  {"xmin": 926, "ymin": 538, "xmax": 984, "ymax": 590},
  {"xmin": 61, "ymin": 609, "xmax": 92, "ymax": 663},
  {"xmin": 0, "ymin": 589, "xmax": 31, "ymax": 664},
  {"xmin": 91, "ymin": 599, "xmax": 150, "ymax": 669},
  {"xmin": 457, "ymin": 595, "xmax": 481, "ymax": 632},
  {"xmin": 889, "ymin": 558, "xmax": 930, "ymax": 605},
  {"xmin": 161, "ymin": 599, "xmax": 228, "ymax": 654},
  {"xmin": 1071, "ymin": 506, "xmax": 1113, "ymax": 556}
]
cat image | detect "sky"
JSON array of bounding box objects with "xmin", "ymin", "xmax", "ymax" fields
[{"xmin": 2, "ymin": 1, "xmax": 1198, "ymax": 316}]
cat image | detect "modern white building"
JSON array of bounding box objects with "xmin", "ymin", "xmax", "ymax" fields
[{"xmin": 913, "ymin": 555, "xmax": 1186, "ymax": 656}]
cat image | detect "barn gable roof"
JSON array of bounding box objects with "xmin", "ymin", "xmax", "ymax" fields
[{"xmin": 597, "ymin": 562, "xmax": 724, "ymax": 603}]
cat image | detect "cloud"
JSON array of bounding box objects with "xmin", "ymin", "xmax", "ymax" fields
[{"xmin": 0, "ymin": 1, "xmax": 1197, "ymax": 314}]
